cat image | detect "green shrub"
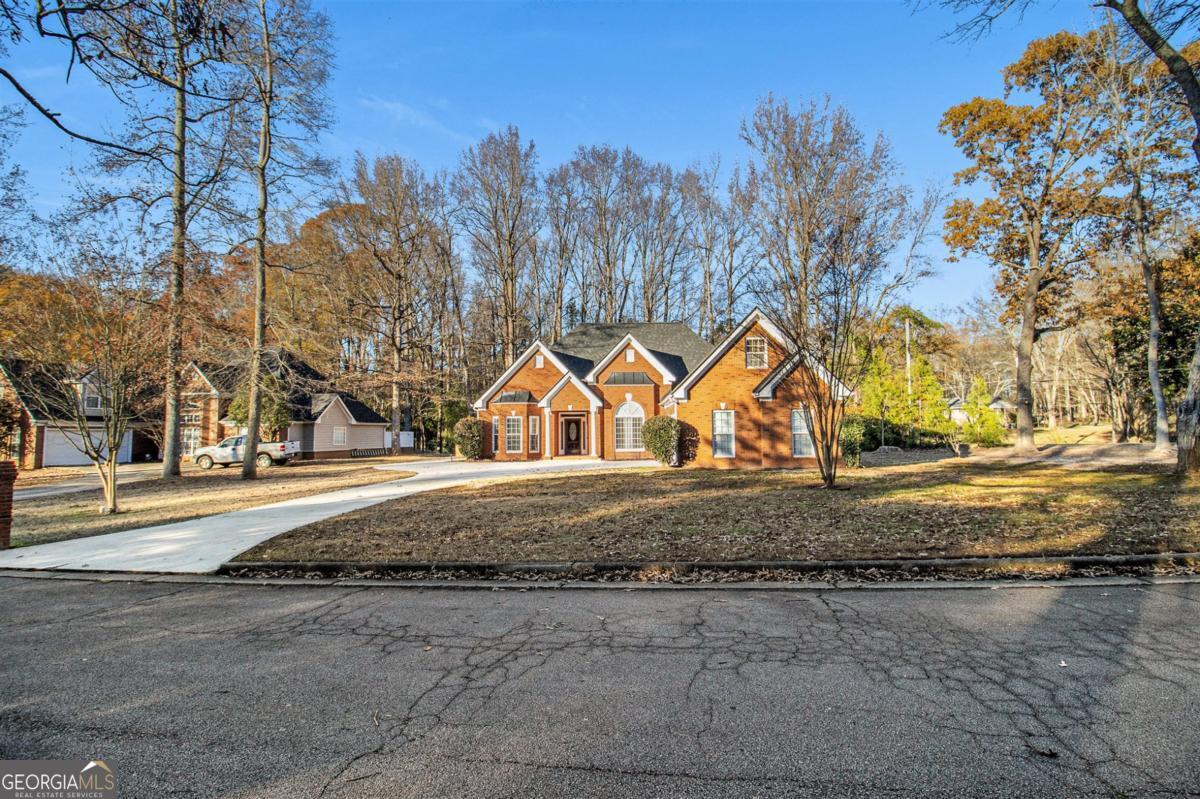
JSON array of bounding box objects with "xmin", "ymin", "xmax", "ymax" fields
[
  {"xmin": 453, "ymin": 417, "xmax": 485, "ymax": 460},
  {"xmin": 839, "ymin": 416, "xmax": 866, "ymax": 468},
  {"xmin": 642, "ymin": 416, "xmax": 681, "ymax": 465},
  {"xmin": 962, "ymin": 377, "xmax": 1007, "ymax": 446}
]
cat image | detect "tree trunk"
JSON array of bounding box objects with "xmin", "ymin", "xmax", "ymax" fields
[
  {"xmin": 1178, "ymin": 332, "xmax": 1200, "ymax": 474},
  {"xmin": 243, "ymin": 10, "xmax": 273, "ymax": 479},
  {"xmin": 96, "ymin": 456, "xmax": 119, "ymax": 515},
  {"xmin": 161, "ymin": 39, "xmax": 187, "ymax": 479},
  {"xmin": 1111, "ymin": 0, "xmax": 1200, "ymax": 468},
  {"xmin": 1014, "ymin": 276, "xmax": 1039, "ymax": 452}
]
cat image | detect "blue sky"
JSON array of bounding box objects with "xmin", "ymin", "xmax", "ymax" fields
[{"xmin": 8, "ymin": 0, "xmax": 1089, "ymax": 315}]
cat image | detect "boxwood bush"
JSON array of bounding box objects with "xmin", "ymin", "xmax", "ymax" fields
[
  {"xmin": 641, "ymin": 416, "xmax": 680, "ymax": 465},
  {"xmin": 453, "ymin": 417, "xmax": 485, "ymax": 460}
]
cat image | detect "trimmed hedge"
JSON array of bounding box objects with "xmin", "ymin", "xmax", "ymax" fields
[{"xmin": 453, "ymin": 417, "xmax": 485, "ymax": 460}]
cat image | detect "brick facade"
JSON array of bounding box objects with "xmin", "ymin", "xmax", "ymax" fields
[
  {"xmin": 0, "ymin": 459, "xmax": 15, "ymax": 550},
  {"xmin": 475, "ymin": 311, "xmax": 831, "ymax": 470}
]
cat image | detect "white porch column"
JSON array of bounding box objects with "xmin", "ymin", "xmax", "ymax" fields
[{"xmin": 589, "ymin": 408, "xmax": 597, "ymax": 457}]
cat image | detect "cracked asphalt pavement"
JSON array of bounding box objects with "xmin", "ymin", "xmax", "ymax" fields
[{"xmin": 2, "ymin": 576, "xmax": 1199, "ymax": 797}]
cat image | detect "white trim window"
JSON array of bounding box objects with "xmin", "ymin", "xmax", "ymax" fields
[
  {"xmin": 535, "ymin": 354, "xmax": 544, "ymax": 369},
  {"xmin": 182, "ymin": 426, "xmax": 201, "ymax": 456},
  {"xmin": 745, "ymin": 337, "xmax": 768, "ymax": 369},
  {"xmin": 712, "ymin": 410, "xmax": 735, "ymax": 458},
  {"xmin": 84, "ymin": 393, "xmax": 102, "ymax": 411},
  {"xmin": 505, "ymin": 416, "xmax": 523, "ymax": 453},
  {"xmin": 529, "ymin": 415, "xmax": 540, "ymax": 453},
  {"xmin": 614, "ymin": 401, "xmax": 645, "ymax": 451},
  {"xmin": 333, "ymin": 426, "xmax": 348, "ymax": 446},
  {"xmin": 625, "ymin": 348, "xmax": 636, "ymax": 363},
  {"xmin": 492, "ymin": 417, "xmax": 500, "ymax": 453},
  {"xmin": 791, "ymin": 409, "xmax": 815, "ymax": 457}
]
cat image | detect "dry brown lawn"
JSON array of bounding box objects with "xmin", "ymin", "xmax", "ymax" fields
[
  {"xmin": 239, "ymin": 460, "xmax": 1199, "ymax": 564},
  {"xmin": 13, "ymin": 467, "xmax": 101, "ymax": 488},
  {"xmin": 12, "ymin": 459, "xmax": 418, "ymax": 547}
]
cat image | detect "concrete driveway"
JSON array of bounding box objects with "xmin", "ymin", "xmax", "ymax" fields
[
  {"xmin": 13, "ymin": 462, "xmax": 165, "ymax": 501},
  {"xmin": 0, "ymin": 458, "xmax": 654, "ymax": 574},
  {"xmin": 1, "ymin": 576, "xmax": 1197, "ymax": 797}
]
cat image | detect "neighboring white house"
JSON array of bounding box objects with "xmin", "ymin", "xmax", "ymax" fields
[{"xmin": 947, "ymin": 396, "xmax": 1017, "ymax": 429}]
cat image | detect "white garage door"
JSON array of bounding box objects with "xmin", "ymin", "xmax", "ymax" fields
[{"xmin": 42, "ymin": 428, "xmax": 133, "ymax": 467}]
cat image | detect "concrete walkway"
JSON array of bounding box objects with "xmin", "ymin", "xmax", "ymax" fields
[{"xmin": 0, "ymin": 458, "xmax": 653, "ymax": 574}]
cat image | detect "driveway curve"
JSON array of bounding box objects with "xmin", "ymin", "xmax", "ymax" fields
[{"xmin": 0, "ymin": 458, "xmax": 654, "ymax": 574}]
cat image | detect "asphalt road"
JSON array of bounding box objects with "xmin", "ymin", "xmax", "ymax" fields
[{"xmin": 2, "ymin": 576, "xmax": 1199, "ymax": 798}]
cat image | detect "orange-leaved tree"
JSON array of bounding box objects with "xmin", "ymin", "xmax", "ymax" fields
[{"xmin": 941, "ymin": 31, "xmax": 1116, "ymax": 451}]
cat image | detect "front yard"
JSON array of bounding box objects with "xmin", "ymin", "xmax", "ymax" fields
[
  {"xmin": 238, "ymin": 459, "xmax": 1199, "ymax": 564},
  {"xmin": 12, "ymin": 458, "xmax": 419, "ymax": 548}
]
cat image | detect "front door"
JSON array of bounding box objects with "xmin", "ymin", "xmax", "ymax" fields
[{"xmin": 562, "ymin": 417, "xmax": 583, "ymax": 455}]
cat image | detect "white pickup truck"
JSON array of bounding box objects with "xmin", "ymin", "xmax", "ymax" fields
[{"xmin": 192, "ymin": 436, "xmax": 301, "ymax": 470}]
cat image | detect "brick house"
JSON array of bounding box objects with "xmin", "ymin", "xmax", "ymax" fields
[
  {"xmin": 473, "ymin": 308, "xmax": 841, "ymax": 468},
  {"xmin": 185, "ymin": 355, "xmax": 390, "ymax": 461}
]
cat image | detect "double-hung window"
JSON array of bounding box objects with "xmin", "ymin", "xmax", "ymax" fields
[
  {"xmin": 492, "ymin": 418, "xmax": 500, "ymax": 453},
  {"xmin": 333, "ymin": 426, "xmax": 347, "ymax": 446},
  {"xmin": 745, "ymin": 337, "xmax": 767, "ymax": 369},
  {"xmin": 712, "ymin": 410, "xmax": 735, "ymax": 458},
  {"xmin": 791, "ymin": 409, "xmax": 815, "ymax": 457},
  {"xmin": 505, "ymin": 416, "xmax": 523, "ymax": 453},
  {"xmin": 614, "ymin": 402, "xmax": 645, "ymax": 451},
  {"xmin": 529, "ymin": 416, "xmax": 540, "ymax": 453}
]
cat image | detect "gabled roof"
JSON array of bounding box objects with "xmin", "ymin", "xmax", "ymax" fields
[
  {"xmin": 583, "ymin": 333, "xmax": 679, "ymax": 384},
  {"xmin": 751, "ymin": 351, "xmax": 851, "ymax": 401},
  {"xmin": 552, "ymin": 322, "xmax": 712, "ymax": 382},
  {"xmin": 671, "ymin": 308, "xmax": 792, "ymax": 401},
  {"xmin": 187, "ymin": 362, "xmax": 241, "ymax": 396},
  {"xmin": 473, "ymin": 342, "xmax": 574, "ymax": 410},
  {"xmin": 305, "ymin": 392, "xmax": 389, "ymax": 425},
  {"xmin": 537, "ymin": 372, "xmax": 603, "ymax": 410}
]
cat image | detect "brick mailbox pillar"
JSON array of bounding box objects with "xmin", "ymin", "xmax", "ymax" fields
[{"xmin": 0, "ymin": 460, "xmax": 15, "ymax": 550}]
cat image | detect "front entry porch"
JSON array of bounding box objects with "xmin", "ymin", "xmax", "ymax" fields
[{"xmin": 545, "ymin": 409, "xmax": 598, "ymax": 458}]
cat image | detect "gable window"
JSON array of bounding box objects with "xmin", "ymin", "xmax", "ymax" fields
[
  {"xmin": 84, "ymin": 394, "xmax": 102, "ymax": 411},
  {"xmin": 535, "ymin": 353, "xmax": 544, "ymax": 369},
  {"xmin": 712, "ymin": 410, "xmax": 735, "ymax": 458},
  {"xmin": 745, "ymin": 337, "xmax": 767, "ymax": 369},
  {"xmin": 529, "ymin": 415, "xmax": 540, "ymax": 453},
  {"xmin": 614, "ymin": 401, "xmax": 645, "ymax": 451},
  {"xmin": 333, "ymin": 426, "xmax": 347, "ymax": 446},
  {"xmin": 625, "ymin": 348, "xmax": 636, "ymax": 363},
  {"xmin": 791, "ymin": 409, "xmax": 815, "ymax": 457},
  {"xmin": 492, "ymin": 418, "xmax": 500, "ymax": 453},
  {"xmin": 505, "ymin": 416, "xmax": 523, "ymax": 453}
]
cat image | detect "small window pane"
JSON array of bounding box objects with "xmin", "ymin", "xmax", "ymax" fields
[
  {"xmin": 492, "ymin": 418, "xmax": 499, "ymax": 453},
  {"xmin": 529, "ymin": 416, "xmax": 541, "ymax": 453},
  {"xmin": 713, "ymin": 410, "xmax": 735, "ymax": 458},
  {"xmin": 791, "ymin": 409, "xmax": 814, "ymax": 457},
  {"xmin": 505, "ymin": 416, "xmax": 522, "ymax": 452},
  {"xmin": 333, "ymin": 426, "xmax": 347, "ymax": 446}
]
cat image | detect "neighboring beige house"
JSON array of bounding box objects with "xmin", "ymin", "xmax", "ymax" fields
[{"xmin": 285, "ymin": 392, "xmax": 389, "ymax": 460}]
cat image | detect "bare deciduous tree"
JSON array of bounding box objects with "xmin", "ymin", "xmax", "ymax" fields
[{"xmin": 742, "ymin": 95, "xmax": 938, "ymax": 487}]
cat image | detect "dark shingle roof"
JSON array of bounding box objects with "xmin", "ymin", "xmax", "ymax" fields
[
  {"xmin": 190, "ymin": 362, "xmax": 242, "ymax": 396},
  {"xmin": 550, "ymin": 322, "xmax": 713, "ymax": 381},
  {"xmin": 305, "ymin": 392, "xmax": 389, "ymax": 425},
  {"xmin": 0, "ymin": 358, "xmax": 104, "ymax": 422}
]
